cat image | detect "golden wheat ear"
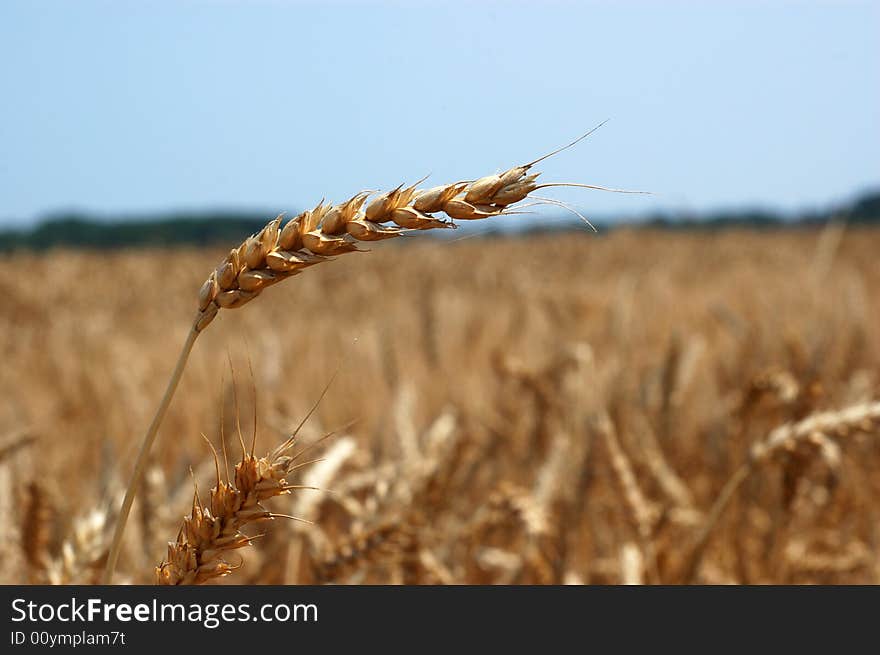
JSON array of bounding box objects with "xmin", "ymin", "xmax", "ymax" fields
[
  {"xmin": 194, "ymin": 125, "xmax": 630, "ymax": 329},
  {"xmin": 156, "ymin": 426, "xmax": 339, "ymax": 585}
]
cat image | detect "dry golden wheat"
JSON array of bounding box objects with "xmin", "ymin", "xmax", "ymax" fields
[
  {"xmin": 156, "ymin": 432, "xmax": 317, "ymax": 585},
  {"xmin": 9, "ymin": 219, "xmax": 879, "ymax": 586},
  {"xmin": 683, "ymin": 400, "xmax": 880, "ymax": 582},
  {"xmin": 192, "ymin": 156, "xmax": 588, "ymax": 331}
]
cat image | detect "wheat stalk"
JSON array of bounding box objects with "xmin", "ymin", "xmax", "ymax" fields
[
  {"xmin": 596, "ymin": 412, "xmax": 661, "ymax": 582},
  {"xmin": 104, "ymin": 128, "xmax": 637, "ymax": 583}
]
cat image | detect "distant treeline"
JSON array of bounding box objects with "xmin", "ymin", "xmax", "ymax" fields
[
  {"xmin": 638, "ymin": 189, "xmax": 880, "ymax": 231},
  {"xmin": 0, "ymin": 211, "xmax": 273, "ymax": 251},
  {"xmin": 1, "ymin": 190, "xmax": 878, "ymax": 251}
]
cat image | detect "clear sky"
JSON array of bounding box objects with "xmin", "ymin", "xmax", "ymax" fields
[{"xmin": 1, "ymin": 1, "xmax": 878, "ymax": 227}]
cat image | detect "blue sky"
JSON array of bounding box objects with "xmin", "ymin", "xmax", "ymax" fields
[{"xmin": 1, "ymin": 1, "xmax": 878, "ymax": 227}]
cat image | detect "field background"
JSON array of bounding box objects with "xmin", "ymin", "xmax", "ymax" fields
[{"xmin": 2, "ymin": 226, "xmax": 879, "ymax": 584}]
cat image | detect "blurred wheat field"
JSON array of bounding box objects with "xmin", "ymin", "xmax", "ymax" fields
[{"xmin": 2, "ymin": 226, "xmax": 879, "ymax": 584}]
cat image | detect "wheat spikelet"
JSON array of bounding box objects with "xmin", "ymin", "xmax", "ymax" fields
[{"xmin": 156, "ymin": 433, "xmax": 313, "ymax": 585}]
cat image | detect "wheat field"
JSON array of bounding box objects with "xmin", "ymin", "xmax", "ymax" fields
[{"xmin": 2, "ymin": 225, "xmax": 879, "ymax": 584}]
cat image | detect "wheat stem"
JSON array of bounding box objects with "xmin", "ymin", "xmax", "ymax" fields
[
  {"xmin": 681, "ymin": 463, "xmax": 750, "ymax": 583},
  {"xmin": 103, "ymin": 319, "xmax": 201, "ymax": 584}
]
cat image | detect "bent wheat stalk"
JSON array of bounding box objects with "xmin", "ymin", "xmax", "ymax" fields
[{"xmin": 105, "ymin": 128, "xmax": 642, "ymax": 583}]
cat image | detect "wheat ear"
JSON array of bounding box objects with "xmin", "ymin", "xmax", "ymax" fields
[
  {"xmin": 105, "ymin": 134, "xmax": 627, "ymax": 583},
  {"xmin": 156, "ymin": 433, "xmax": 315, "ymax": 585},
  {"xmin": 682, "ymin": 400, "xmax": 880, "ymax": 583}
]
